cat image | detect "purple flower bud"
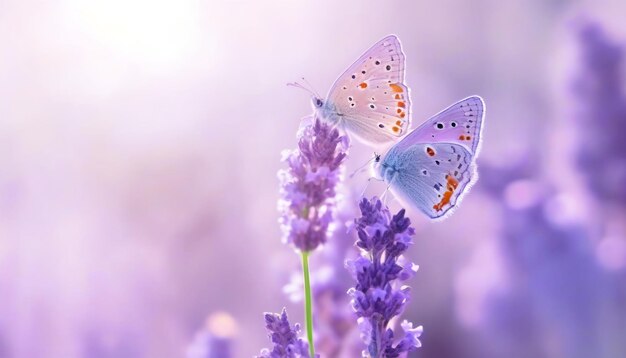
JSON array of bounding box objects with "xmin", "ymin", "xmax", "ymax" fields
[
  {"xmin": 348, "ymin": 197, "xmax": 422, "ymax": 357},
  {"xmin": 278, "ymin": 119, "xmax": 348, "ymax": 252},
  {"xmin": 257, "ymin": 308, "xmax": 311, "ymax": 358}
]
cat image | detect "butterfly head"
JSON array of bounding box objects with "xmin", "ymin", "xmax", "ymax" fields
[
  {"xmin": 371, "ymin": 152, "xmax": 384, "ymax": 180},
  {"xmin": 311, "ymin": 97, "xmax": 338, "ymax": 123},
  {"xmin": 311, "ymin": 97, "xmax": 324, "ymax": 109}
]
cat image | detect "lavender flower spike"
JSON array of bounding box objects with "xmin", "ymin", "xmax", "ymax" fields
[
  {"xmin": 258, "ymin": 308, "xmax": 311, "ymax": 358},
  {"xmin": 278, "ymin": 119, "xmax": 348, "ymax": 252},
  {"xmin": 347, "ymin": 197, "xmax": 423, "ymax": 358}
]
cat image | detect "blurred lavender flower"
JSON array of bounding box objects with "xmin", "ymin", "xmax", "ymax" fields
[
  {"xmin": 258, "ymin": 308, "xmax": 311, "ymax": 358},
  {"xmin": 278, "ymin": 119, "xmax": 348, "ymax": 252},
  {"xmin": 468, "ymin": 161, "xmax": 623, "ymax": 358},
  {"xmin": 186, "ymin": 312, "xmax": 237, "ymax": 358},
  {"xmin": 186, "ymin": 332, "xmax": 230, "ymax": 358},
  {"xmin": 496, "ymin": 189, "xmax": 605, "ymax": 358},
  {"xmin": 346, "ymin": 197, "xmax": 422, "ymax": 358},
  {"xmin": 310, "ymin": 201, "xmax": 362, "ymax": 357},
  {"xmin": 571, "ymin": 22, "xmax": 626, "ymax": 204}
]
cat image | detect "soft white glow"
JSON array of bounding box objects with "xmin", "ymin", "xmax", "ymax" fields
[
  {"xmin": 207, "ymin": 312, "xmax": 237, "ymax": 338},
  {"xmin": 64, "ymin": 0, "xmax": 203, "ymax": 70}
]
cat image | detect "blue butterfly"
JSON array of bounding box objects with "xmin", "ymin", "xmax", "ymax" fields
[{"xmin": 373, "ymin": 96, "xmax": 485, "ymax": 219}]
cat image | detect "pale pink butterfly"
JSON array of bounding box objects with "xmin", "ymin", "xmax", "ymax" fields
[
  {"xmin": 305, "ymin": 35, "xmax": 411, "ymax": 146},
  {"xmin": 373, "ymin": 96, "xmax": 485, "ymax": 219}
]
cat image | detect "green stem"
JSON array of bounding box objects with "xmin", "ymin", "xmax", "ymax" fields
[{"xmin": 301, "ymin": 251, "xmax": 315, "ymax": 357}]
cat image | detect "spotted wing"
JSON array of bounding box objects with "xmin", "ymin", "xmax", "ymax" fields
[
  {"xmin": 397, "ymin": 96, "xmax": 484, "ymax": 154},
  {"xmin": 382, "ymin": 142, "xmax": 477, "ymax": 219},
  {"xmin": 326, "ymin": 35, "xmax": 411, "ymax": 146}
]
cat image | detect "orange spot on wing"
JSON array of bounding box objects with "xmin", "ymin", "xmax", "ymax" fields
[
  {"xmin": 466, "ymin": 136, "xmax": 471, "ymax": 140},
  {"xmin": 447, "ymin": 175, "xmax": 459, "ymax": 190},
  {"xmin": 433, "ymin": 175, "xmax": 460, "ymax": 212},
  {"xmin": 359, "ymin": 82, "xmax": 368, "ymax": 89},
  {"xmin": 400, "ymin": 112, "xmax": 406, "ymax": 118},
  {"xmin": 426, "ymin": 147, "xmax": 435, "ymax": 156},
  {"xmin": 397, "ymin": 108, "xmax": 402, "ymax": 114},
  {"xmin": 389, "ymin": 83, "xmax": 403, "ymax": 92},
  {"xmin": 433, "ymin": 191, "xmax": 453, "ymax": 212},
  {"xmin": 395, "ymin": 94, "xmax": 402, "ymax": 99},
  {"xmin": 459, "ymin": 135, "xmax": 466, "ymax": 140},
  {"xmin": 392, "ymin": 126, "xmax": 400, "ymax": 133},
  {"xmin": 396, "ymin": 120, "xmax": 402, "ymax": 126},
  {"xmin": 397, "ymin": 101, "xmax": 405, "ymax": 108}
]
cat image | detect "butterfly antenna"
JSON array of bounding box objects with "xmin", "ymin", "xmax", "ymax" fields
[
  {"xmin": 301, "ymin": 77, "xmax": 321, "ymax": 98},
  {"xmin": 359, "ymin": 177, "xmax": 384, "ymax": 198},
  {"xmin": 349, "ymin": 157, "xmax": 375, "ymax": 179},
  {"xmin": 287, "ymin": 81, "xmax": 317, "ymax": 97}
]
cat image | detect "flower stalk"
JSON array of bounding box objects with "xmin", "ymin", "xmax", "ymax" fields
[{"xmin": 301, "ymin": 251, "xmax": 315, "ymax": 357}]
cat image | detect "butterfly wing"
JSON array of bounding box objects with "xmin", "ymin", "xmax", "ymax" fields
[
  {"xmin": 396, "ymin": 96, "xmax": 485, "ymax": 154},
  {"xmin": 326, "ymin": 35, "xmax": 411, "ymax": 145},
  {"xmin": 382, "ymin": 142, "xmax": 477, "ymax": 219}
]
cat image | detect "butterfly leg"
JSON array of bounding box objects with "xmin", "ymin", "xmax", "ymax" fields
[
  {"xmin": 349, "ymin": 156, "xmax": 377, "ymax": 179},
  {"xmin": 380, "ymin": 177, "xmax": 396, "ymax": 204},
  {"xmin": 381, "ymin": 184, "xmax": 391, "ymax": 204}
]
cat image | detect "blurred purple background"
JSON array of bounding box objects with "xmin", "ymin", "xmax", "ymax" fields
[{"xmin": 2, "ymin": 0, "xmax": 626, "ymax": 357}]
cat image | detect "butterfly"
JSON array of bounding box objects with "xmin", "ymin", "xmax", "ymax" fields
[
  {"xmin": 308, "ymin": 35, "xmax": 411, "ymax": 146},
  {"xmin": 372, "ymin": 96, "xmax": 485, "ymax": 219}
]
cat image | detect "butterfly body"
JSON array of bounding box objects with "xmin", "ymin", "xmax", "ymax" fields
[
  {"xmin": 311, "ymin": 98, "xmax": 341, "ymax": 126},
  {"xmin": 373, "ymin": 96, "xmax": 485, "ymax": 219},
  {"xmin": 309, "ymin": 35, "xmax": 411, "ymax": 146}
]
